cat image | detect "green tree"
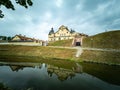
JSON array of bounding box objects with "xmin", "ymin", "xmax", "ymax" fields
[
  {"xmin": 7, "ymin": 36, "xmax": 12, "ymax": 41},
  {"xmin": 3, "ymin": 36, "xmax": 7, "ymax": 40},
  {"xmin": 0, "ymin": 0, "xmax": 33, "ymax": 18}
]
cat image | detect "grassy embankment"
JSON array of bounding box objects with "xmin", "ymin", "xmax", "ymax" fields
[
  {"xmin": 48, "ymin": 30, "xmax": 120, "ymax": 49},
  {"xmin": 80, "ymin": 30, "xmax": 120, "ymax": 65},
  {"xmin": 0, "ymin": 45, "xmax": 77, "ymax": 62},
  {"xmin": 80, "ymin": 50, "xmax": 120, "ymax": 65},
  {"xmin": 48, "ymin": 39, "xmax": 73, "ymax": 47},
  {"xmin": 82, "ymin": 30, "xmax": 120, "ymax": 49},
  {"xmin": 48, "ymin": 30, "xmax": 120, "ymax": 65},
  {"xmin": 0, "ymin": 30, "xmax": 120, "ymax": 65}
]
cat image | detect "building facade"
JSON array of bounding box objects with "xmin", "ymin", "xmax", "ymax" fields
[
  {"xmin": 10, "ymin": 34, "xmax": 44, "ymax": 46},
  {"xmin": 48, "ymin": 25, "xmax": 79, "ymax": 41},
  {"xmin": 48, "ymin": 25, "xmax": 88, "ymax": 46}
]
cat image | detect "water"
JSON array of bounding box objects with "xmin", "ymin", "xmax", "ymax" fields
[{"xmin": 0, "ymin": 60, "xmax": 120, "ymax": 90}]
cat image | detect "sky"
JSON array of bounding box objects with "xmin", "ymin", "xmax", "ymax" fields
[{"xmin": 0, "ymin": 0, "xmax": 120, "ymax": 40}]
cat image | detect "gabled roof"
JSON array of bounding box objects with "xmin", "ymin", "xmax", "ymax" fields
[
  {"xmin": 59, "ymin": 25, "xmax": 69, "ymax": 30},
  {"xmin": 16, "ymin": 35, "xmax": 33, "ymax": 40},
  {"xmin": 12, "ymin": 34, "xmax": 38, "ymax": 41},
  {"xmin": 55, "ymin": 25, "xmax": 69, "ymax": 33},
  {"xmin": 10, "ymin": 34, "xmax": 44, "ymax": 43}
]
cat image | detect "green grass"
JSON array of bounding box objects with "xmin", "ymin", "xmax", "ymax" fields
[
  {"xmin": 48, "ymin": 30, "xmax": 120, "ymax": 49},
  {"xmin": 0, "ymin": 44, "xmax": 120, "ymax": 65},
  {"xmin": 48, "ymin": 39, "xmax": 73, "ymax": 46},
  {"xmin": 0, "ymin": 45, "xmax": 77, "ymax": 60},
  {"xmin": 0, "ymin": 55, "xmax": 78, "ymax": 70},
  {"xmin": 79, "ymin": 50, "xmax": 120, "ymax": 65},
  {"xmin": 82, "ymin": 30, "xmax": 120, "ymax": 49}
]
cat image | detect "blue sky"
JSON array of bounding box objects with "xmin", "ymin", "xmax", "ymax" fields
[{"xmin": 0, "ymin": 0, "xmax": 120, "ymax": 40}]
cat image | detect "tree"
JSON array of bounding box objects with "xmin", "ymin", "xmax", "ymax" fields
[
  {"xmin": 0, "ymin": 0, "xmax": 33, "ymax": 18},
  {"xmin": 7, "ymin": 36, "xmax": 12, "ymax": 41},
  {"xmin": 2, "ymin": 36, "xmax": 7, "ymax": 40}
]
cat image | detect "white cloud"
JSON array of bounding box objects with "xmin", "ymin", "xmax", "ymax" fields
[
  {"xmin": 55, "ymin": 0, "xmax": 63, "ymax": 8},
  {"xmin": 78, "ymin": 22, "xmax": 103, "ymax": 35},
  {"xmin": 44, "ymin": 11, "xmax": 52, "ymax": 21},
  {"xmin": 112, "ymin": 18, "xmax": 120, "ymax": 25},
  {"xmin": 0, "ymin": 0, "xmax": 120, "ymax": 40},
  {"xmin": 75, "ymin": 4, "xmax": 81, "ymax": 10},
  {"xmin": 94, "ymin": 1, "xmax": 112, "ymax": 15}
]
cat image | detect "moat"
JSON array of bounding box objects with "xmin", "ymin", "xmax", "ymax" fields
[{"xmin": 0, "ymin": 58, "xmax": 120, "ymax": 90}]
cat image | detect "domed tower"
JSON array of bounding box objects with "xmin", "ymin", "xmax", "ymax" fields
[
  {"xmin": 49, "ymin": 27, "xmax": 54, "ymax": 35},
  {"xmin": 48, "ymin": 27, "xmax": 55, "ymax": 42}
]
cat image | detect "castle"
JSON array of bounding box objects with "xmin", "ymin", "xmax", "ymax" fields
[{"xmin": 48, "ymin": 25, "xmax": 88, "ymax": 46}]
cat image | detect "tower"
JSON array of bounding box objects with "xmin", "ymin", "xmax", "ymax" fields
[
  {"xmin": 48, "ymin": 27, "xmax": 55, "ymax": 42},
  {"xmin": 49, "ymin": 27, "xmax": 54, "ymax": 35}
]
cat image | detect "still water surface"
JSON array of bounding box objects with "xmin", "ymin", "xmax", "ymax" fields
[{"xmin": 0, "ymin": 60, "xmax": 120, "ymax": 90}]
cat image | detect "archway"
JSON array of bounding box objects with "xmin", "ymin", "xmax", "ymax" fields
[{"xmin": 75, "ymin": 42, "xmax": 81, "ymax": 46}]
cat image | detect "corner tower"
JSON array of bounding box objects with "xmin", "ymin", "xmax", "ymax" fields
[{"xmin": 48, "ymin": 27, "xmax": 55, "ymax": 42}]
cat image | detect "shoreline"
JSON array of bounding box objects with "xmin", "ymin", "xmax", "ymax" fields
[{"xmin": 0, "ymin": 45, "xmax": 120, "ymax": 66}]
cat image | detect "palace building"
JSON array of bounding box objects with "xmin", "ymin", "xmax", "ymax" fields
[{"xmin": 48, "ymin": 25, "xmax": 88, "ymax": 46}]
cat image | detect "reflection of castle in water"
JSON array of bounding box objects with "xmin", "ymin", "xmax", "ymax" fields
[
  {"xmin": 0, "ymin": 62, "xmax": 82, "ymax": 81},
  {"xmin": 1, "ymin": 61, "xmax": 120, "ymax": 86},
  {"xmin": 47, "ymin": 63, "xmax": 82, "ymax": 81}
]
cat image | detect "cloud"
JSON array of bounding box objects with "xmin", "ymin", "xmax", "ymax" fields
[
  {"xmin": 55, "ymin": 0, "xmax": 63, "ymax": 7},
  {"xmin": 0, "ymin": 0, "xmax": 120, "ymax": 40}
]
